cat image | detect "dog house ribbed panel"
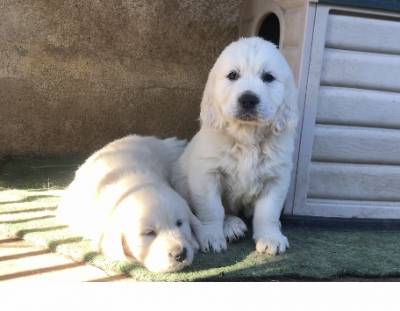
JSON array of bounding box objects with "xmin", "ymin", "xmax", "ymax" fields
[
  {"xmin": 240, "ymin": 1, "xmax": 400, "ymax": 219},
  {"xmin": 296, "ymin": 6, "xmax": 400, "ymax": 218}
]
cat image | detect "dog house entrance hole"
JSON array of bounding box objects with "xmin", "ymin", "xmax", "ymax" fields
[{"xmin": 258, "ymin": 13, "xmax": 280, "ymax": 47}]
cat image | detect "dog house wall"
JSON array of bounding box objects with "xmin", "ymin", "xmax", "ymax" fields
[{"xmin": 240, "ymin": 0, "xmax": 400, "ymax": 219}]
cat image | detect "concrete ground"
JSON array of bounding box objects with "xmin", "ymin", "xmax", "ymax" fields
[{"xmin": 0, "ymin": 232, "xmax": 131, "ymax": 282}]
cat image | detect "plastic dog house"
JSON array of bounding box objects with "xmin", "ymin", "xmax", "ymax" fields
[{"xmin": 240, "ymin": 0, "xmax": 400, "ymax": 220}]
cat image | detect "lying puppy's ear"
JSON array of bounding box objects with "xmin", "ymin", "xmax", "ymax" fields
[
  {"xmin": 200, "ymin": 67, "xmax": 224, "ymax": 129},
  {"xmin": 98, "ymin": 209, "xmax": 129, "ymax": 261},
  {"xmin": 272, "ymin": 74, "xmax": 298, "ymax": 135}
]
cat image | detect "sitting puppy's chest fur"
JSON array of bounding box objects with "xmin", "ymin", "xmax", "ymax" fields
[{"xmin": 217, "ymin": 140, "xmax": 278, "ymax": 215}]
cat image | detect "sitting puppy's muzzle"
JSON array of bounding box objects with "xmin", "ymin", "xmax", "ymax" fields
[{"xmin": 237, "ymin": 91, "xmax": 260, "ymax": 121}]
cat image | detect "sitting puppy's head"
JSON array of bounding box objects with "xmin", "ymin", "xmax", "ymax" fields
[
  {"xmin": 100, "ymin": 185, "xmax": 198, "ymax": 273},
  {"xmin": 200, "ymin": 37, "xmax": 297, "ymax": 134}
]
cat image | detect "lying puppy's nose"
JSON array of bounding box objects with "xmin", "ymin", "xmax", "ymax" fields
[
  {"xmin": 239, "ymin": 92, "xmax": 259, "ymax": 110},
  {"xmin": 169, "ymin": 247, "xmax": 187, "ymax": 262}
]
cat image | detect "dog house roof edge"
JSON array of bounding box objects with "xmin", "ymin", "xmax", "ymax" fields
[{"xmin": 317, "ymin": 0, "xmax": 400, "ymax": 13}]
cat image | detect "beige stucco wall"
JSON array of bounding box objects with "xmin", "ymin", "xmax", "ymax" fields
[{"xmin": 0, "ymin": 0, "xmax": 240, "ymax": 156}]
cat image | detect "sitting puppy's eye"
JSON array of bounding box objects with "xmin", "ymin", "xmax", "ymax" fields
[
  {"xmin": 176, "ymin": 219, "xmax": 183, "ymax": 227},
  {"xmin": 227, "ymin": 71, "xmax": 239, "ymax": 81},
  {"xmin": 261, "ymin": 72, "xmax": 275, "ymax": 83},
  {"xmin": 142, "ymin": 230, "xmax": 156, "ymax": 237}
]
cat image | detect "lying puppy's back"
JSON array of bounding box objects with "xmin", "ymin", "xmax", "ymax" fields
[
  {"xmin": 57, "ymin": 135, "xmax": 186, "ymax": 241},
  {"xmin": 75, "ymin": 135, "xmax": 186, "ymax": 184}
]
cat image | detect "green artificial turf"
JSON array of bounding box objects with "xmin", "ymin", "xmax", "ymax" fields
[{"xmin": 1, "ymin": 157, "xmax": 400, "ymax": 281}]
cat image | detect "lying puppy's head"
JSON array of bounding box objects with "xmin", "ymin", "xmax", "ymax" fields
[
  {"xmin": 100, "ymin": 184, "xmax": 198, "ymax": 273},
  {"xmin": 200, "ymin": 37, "xmax": 297, "ymax": 134}
]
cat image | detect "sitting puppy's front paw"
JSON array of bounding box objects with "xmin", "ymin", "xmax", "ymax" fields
[
  {"xmin": 255, "ymin": 229, "xmax": 289, "ymax": 256},
  {"xmin": 197, "ymin": 222, "xmax": 226, "ymax": 253},
  {"xmin": 223, "ymin": 215, "xmax": 247, "ymax": 242}
]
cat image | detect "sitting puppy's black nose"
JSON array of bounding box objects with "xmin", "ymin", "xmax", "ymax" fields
[
  {"xmin": 170, "ymin": 247, "xmax": 187, "ymax": 262},
  {"xmin": 239, "ymin": 92, "xmax": 259, "ymax": 110}
]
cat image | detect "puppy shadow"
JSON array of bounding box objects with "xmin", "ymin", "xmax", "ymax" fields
[
  {"xmin": 188, "ymin": 225, "xmax": 304, "ymax": 280},
  {"xmin": 190, "ymin": 238, "xmax": 254, "ymax": 271},
  {"xmin": 182, "ymin": 224, "xmax": 255, "ymax": 273},
  {"xmin": 185, "ymin": 216, "xmax": 255, "ymax": 272}
]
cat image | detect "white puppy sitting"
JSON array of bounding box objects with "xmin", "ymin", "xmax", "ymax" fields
[
  {"xmin": 173, "ymin": 37, "xmax": 298, "ymax": 255},
  {"xmin": 57, "ymin": 135, "xmax": 200, "ymax": 273}
]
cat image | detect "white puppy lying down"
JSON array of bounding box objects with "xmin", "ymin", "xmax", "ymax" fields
[
  {"xmin": 173, "ymin": 37, "xmax": 298, "ymax": 255},
  {"xmin": 57, "ymin": 135, "xmax": 200, "ymax": 273}
]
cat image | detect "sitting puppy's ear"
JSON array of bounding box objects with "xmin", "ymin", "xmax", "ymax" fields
[
  {"xmin": 200, "ymin": 68, "xmax": 224, "ymax": 129},
  {"xmin": 272, "ymin": 74, "xmax": 298, "ymax": 135}
]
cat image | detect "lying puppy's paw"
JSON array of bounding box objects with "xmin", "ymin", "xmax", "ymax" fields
[
  {"xmin": 255, "ymin": 228, "xmax": 289, "ymax": 256},
  {"xmin": 197, "ymin": 222, "xmax": 227, "ymax": 253},
  {"xmin": 223, "ymin": 215, "xmax": 247, "ymax": 242}
]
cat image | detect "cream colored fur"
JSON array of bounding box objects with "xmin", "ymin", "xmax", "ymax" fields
[
  {"xmin": 173, "ymin": 37, "xmax": 298, "ymax": 255},
  {"xmin": 57, "ymin": 135, "xmax": 200, "ymax": 273}
]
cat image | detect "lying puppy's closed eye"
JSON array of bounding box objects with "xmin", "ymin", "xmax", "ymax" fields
[{"xmin": 57, "ymin": 135, "xmax": 200, "ymax": 273}]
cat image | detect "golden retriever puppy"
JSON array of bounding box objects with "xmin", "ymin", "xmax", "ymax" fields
[
  {"xmin": 173, "ymin": 37, "xmax": 298, "ymax": 255},
  {"xmin": 57, "ymin": 135, "xmax": 200, "ymax": 273}
]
